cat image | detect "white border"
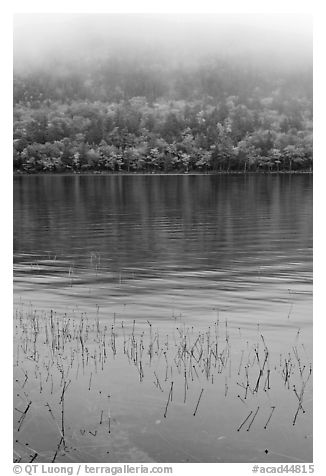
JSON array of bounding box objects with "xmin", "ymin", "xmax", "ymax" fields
[{"xmin": 3, "ymin": 1, "xmax": 322, "ymax": 474}]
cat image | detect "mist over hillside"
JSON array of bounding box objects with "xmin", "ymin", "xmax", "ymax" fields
[
  {"xmin": 13, "ymin": 14, "xmax": 313, "ymax": 174},
  {"xmin": 14, "ymin": 14, "xmax": 312, "ymax": 71}
]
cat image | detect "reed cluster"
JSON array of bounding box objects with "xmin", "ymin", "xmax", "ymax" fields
[{"xmin": 13, "ymin": 305, "xmax": 312, "ymax": 463}]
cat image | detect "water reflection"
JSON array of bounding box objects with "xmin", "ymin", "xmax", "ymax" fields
[
  {"xmin": 13, "ymin": 174, "xmax": 313, "ymax": 462},
  {"xmin": 14, "ymin": 175, "xmax": 312, "ymax": 325}
]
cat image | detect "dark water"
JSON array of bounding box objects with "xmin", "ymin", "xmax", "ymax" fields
[
  {"xmin": 13, "ymin": 174, "xmax": 313, "ymax": 463},
  {"xmin": 14, "ymin": 174, "xmax": 312, "ymax": 324}
]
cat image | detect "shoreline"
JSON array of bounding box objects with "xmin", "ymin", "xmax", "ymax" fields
[{"xmin": 13, "ymin": 170, "xmax": 313, "ymax": 177}]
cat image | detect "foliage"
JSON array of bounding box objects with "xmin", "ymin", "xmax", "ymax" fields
[{"xmin": 13, "ymin": 57, "xmax": 312, "ymax": 173}]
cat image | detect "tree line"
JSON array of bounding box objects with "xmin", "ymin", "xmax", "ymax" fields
[{"xmin": 13, "ymin": 57, "xmax": 312, "ymax": 173}]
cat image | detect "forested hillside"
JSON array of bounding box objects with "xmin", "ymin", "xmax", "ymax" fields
[{"xmin": 13, "ymin": 37, "xmax": 312, "ymax": 173}]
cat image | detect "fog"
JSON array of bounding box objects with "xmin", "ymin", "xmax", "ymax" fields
[
  {"xmin": 14, "ymin": 13, "xmax": 312, "ymax": 72},
  {"xmin": 13, "ymin": 13, "xmax": 313, "ymax": 176}
]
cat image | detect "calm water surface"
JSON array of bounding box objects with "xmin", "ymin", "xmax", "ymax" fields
[
  {"xmin": 14, "ymin": 174, "xmax": 312, "ymax": 323},
  {"xmin": 13, "ymin": 175, "xmax": 313, "ymax": 463}
]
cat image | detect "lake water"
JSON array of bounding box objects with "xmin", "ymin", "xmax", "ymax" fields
[{"xmin": 13, "ymin": 174, "xmax": 313, "ymax": 463}]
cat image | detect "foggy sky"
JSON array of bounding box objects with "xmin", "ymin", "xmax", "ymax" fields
[{"xmin": 13, "ymin": 13, "xmax": 312, "ymax": 71}]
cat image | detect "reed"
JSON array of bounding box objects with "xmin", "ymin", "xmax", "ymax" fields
[
  {"xmin": 184, "ymin": 371, "xmax": 188, "ymax": 403},
  {"xmin": 237, "ymin": 410, "xmax": 253, "ymax": 432},
  {"xmin": 237, "ymin": 350, "xmax": 244, "ymax": 376},
  {"xmin": 154, "ymin": 372, "xmax": 163, "ymax": 392},
  {"xmin": 51, "ymin": 436, "xmax": 63, "ymax": 463},
  {"xmin": 246, "ymin": 406, "xmax": 260, "ymax": 432},
  {"xmin": 237, "ymin": 394, "xmax": 247, "ymax": 405},
  {"xmin": 29, "ymin": 452, "xmax": 38, "ymax": 463},
  {"xmin": 163, "ymin": 381, "xmax": 174, "ymax": 418},
  {"xmin": 193, "ymin": 388, "xmax": 204, "ymax": 416},
  {"xmin": 264, "ymin": 406, "xmax": 276, "ymax": 429},
  {"xmin": 108, "ymin": 395, "xmax": 111, "ymax": 434},
  {"xmin": 224, "ymin": 377, "xmax": 229, "ymax": 397},
  {"xmin": 61, "ymin": 388, "xmax": 65, "ymax": 446},
  {"xmin": 45, "ymin": 402, "xmax": 55, "ymax": 420},
  {"xmin": 254, "ymin": 370, "xmax": 263, "ymax": 393},
  {"xmin": 17, "ymin": 401, "xmax": 32, "ymax": 432},
  {"xmin": 13, "ymin": 306, "xmax": 312, "ymax": 463},
  {"xmin": 88, "ymin": 372, "xmax": 93, "ymax": 391}
]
